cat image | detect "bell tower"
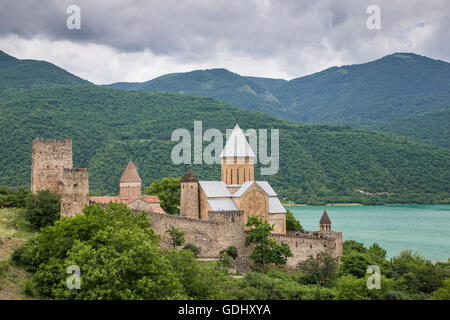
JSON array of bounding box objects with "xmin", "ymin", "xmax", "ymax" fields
[
  {"xmin": 320, "ymin": 209, "xmax": 332, "ymax": 232},
  {"xmin": 220, "ymin": 124, "xmax": 256, "ymax": 185},
  {"xmin": 119, "ymin": 158, "xmax": 142, "ymax": 197}
]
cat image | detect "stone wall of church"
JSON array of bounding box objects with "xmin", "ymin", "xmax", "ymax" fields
[{"xmin": 232, "ymin": 184, "xmax": 269, "ymax": 229}]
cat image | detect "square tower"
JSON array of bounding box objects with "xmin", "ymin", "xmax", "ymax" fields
[{"xmin": 30, "ymin": 139, "xmax": 73, "ymax": 194}]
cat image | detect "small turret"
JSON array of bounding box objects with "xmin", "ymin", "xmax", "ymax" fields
[
  {"xmin": 320, "ymin": 209, "xmax": 331, "ymax": 232},
  {"xmin": 180, "ymin": 169, "xmax": 199, "ymax": 219}
]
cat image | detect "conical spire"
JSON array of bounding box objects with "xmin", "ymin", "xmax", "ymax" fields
[
  {"xmin": 220, "ymin": 124, "xmax": 256, "ymax": 158},
  {"xmin": 181, "ymin": 168, "xmax": 198, "ymax": 182},
  {"xmin": 120, "ymin": 159, "xmax": 142, "ymax": 183},
  {"xmin": 320, "ymin": 209, "xmax": 331, "ymax": 224}
]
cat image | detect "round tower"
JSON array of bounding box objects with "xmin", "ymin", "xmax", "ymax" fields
[
  {"xmin": 320, "ymin": 209, "xmax": 332, "ymax": 232},
  {"xmin": 180, "ymin": 169, "xmax": 199, "ymax": 219}
]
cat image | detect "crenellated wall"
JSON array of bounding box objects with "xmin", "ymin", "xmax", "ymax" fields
[{"xmin": 146, "ymin": 209, "xmax": 343, "ymax": 272}]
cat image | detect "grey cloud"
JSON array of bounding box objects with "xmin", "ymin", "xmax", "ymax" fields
[{"xmin": 0, "ymin": 0, "xmax": 449, "ymax": 80}]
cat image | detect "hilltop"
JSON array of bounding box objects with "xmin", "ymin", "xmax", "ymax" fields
[{"xmin": 105, "ymin": 53, "xmax": 450, "ymax": 148}]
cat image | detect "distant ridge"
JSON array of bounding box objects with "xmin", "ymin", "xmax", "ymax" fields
[
  {"xmin": 105, "ymin": 52, "xmax": 450, "ymax": 148},
  {"xmin": 0, "ymin": 50, "xmax": 89, "ymax": 90}
]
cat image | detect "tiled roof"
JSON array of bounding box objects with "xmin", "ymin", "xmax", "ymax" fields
[
  {"xmin": 89, "ymin": 195, "xmax": 160, "ymax": 205},
  {"xmin": 148, "ymin": 206, "xmax": 166, "ymax": 214},
  {"xmin": 320, "ymin": 209, "xmax": 331, "ymax": 224},
  {"xmin": 199, "ymin": 181, "xmax": 232, "ymax": 198},
  {"xmin": 120, "ymin": 160, "xmax": 142, "ymax": 183},
  {"xmin": 220, "ymin": 124, "xmax": 256, "ymax": 158}
]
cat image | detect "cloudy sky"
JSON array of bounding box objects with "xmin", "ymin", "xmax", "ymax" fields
[{"xmin": 0, "ymin": 0, "xmax": 449, "ymax": 84}]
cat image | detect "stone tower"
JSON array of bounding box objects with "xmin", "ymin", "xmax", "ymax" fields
[
  {"xmin": 30, "ymin": 138, "xmax": 89, "ymax": 217},
  {"xmin": 220, "ymin": 124, "xmax": 256, "ymax": 185},
  {"xmin": 320, "ymin": 209, "xmax": 332, "ymax": 232},
  {"xmin": 119, "ymin": 158, "xmax": 142, "ymax": 197},
  {"xmin": 59, "ymin": 168, "xmax": 89, "ymax": 217},
  {"xmin": 180, "ymin": 169, "xmax": 199, "ymax": 219},
  {"xmin": 31, "ymin": 139, "xmax": 73, "ymax": 194}
]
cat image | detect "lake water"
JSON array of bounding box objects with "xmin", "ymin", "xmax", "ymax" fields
[{"xmin": 287, "ymin": 205, "xmax": 450, "ymax": 261}]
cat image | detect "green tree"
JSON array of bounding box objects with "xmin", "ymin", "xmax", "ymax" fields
[
  {"xmin": 387, "ymin": 250, "xmax": 445, "ymax": 294},
  {"xmin": 183, "ymin": 243, "xmax": 201, "ymax": 257},
  {"xmin": 430, "ymin": 279, "xmax": 450, "ymax": 300},
  {"xmin": 245, "ymin": 215, "xmax": 292, "ymax": 272},
  {"xmin": 343, "ymin": 240, "xmax": 367, "ymax": 255},
  {"xmin": 12, "ymin": 202, "xmax": 188, "ymax": 299},
  {"xmin": 144, "ymin": 177, "xmax": 181, "ymax": 214},
  {"xmin": 285, "ymin": 209, "xmax": 303, "ymax": 232},
  {"xmin": 334, "ymin": 275, "xmax": 369, "ymax": 300},
  {"xmin": 368, "ymin": 243, "xmax": 387, "ymax": 263},
  {"xmin": 166, "ymin": 226, "xmax": 185, "ymax": 249},
  {"xmin": 297, "ymin": 252, "xmax": 338, "ymax": 287},
  {"xmin": 25, "ymin": 190, "xmax": 60, "ymax": 230},
  {"xmin": 340, "ymin": 252, "xmax": 375, "ymax": 278}
]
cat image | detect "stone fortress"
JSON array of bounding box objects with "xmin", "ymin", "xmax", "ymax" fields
[{"xmin": 30, "ymin": 125, "xmax": 343, "ymax": 270}]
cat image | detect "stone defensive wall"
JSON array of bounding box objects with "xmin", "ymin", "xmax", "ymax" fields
[
  {"xmin": 269, "ymin": 231, "xmax": 343, "ymax": 268},
  {"xmin": 146, "ymin": 210, "xmax": 246, "ymax": 259}
]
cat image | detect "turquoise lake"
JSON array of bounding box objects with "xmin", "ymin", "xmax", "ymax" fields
[{"xmin": 287, "ymin": 205, "xmax": 450, "ymax": 261}]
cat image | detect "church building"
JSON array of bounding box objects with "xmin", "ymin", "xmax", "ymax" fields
[
  {"xmin": 90, "ymin": 158, "xmax": 165, "ymax": 214},
  {"xmin": 180, "ymin": 124, "xmax": 287, "ymax": 234}
]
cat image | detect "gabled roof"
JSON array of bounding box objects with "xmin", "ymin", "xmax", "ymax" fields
[
  {"xmin": 232, "ymin": 181, "xmax": 277, "ymax": 198},
  {"xmin": 220, "ymin": 124, "xmax": 256, "ymax": 158},
  {"xmin": 181, "ymin": 168, "xmax": 198, "ymax": 182},
  {"xmin": 232, "ymin": 181, "xmax": 254, "ymax": 197},
  {"xmin": 320, "ymin": 209, "xmax": 331, "ymax": 224},
  {"xmin": 269, "ymin": 197, "xmax": 287, "ymax": 214},
  {"xmin": 199, "ymin": 181, "xmax": 232, "ymax": 198},
  {"xmin": 207, "ymin": 198, "xmax": 238, "ymax": 211},
  {"xmin": 255, "ymin": 181, "xmax": 277, "ymax": 196},
  {"xmin": 89, "ymin": 195, "xmax": 160, "ymax": 205},
  {"xmin": 120, "ymin": 159, "xmax": 142, "ymax": 183}
]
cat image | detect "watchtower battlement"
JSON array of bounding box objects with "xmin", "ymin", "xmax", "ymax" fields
[
  {"xmin": 30, "ymin": 138, "xmax": 89, "ymax": 217},
  {"xmin": 31, "ymin": 138, "xmax": 73, "ymax": 194}
]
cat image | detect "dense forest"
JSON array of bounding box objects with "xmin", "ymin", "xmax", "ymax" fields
[
  {"xmin": 0, "ymin": 50, "xmax": 449, "ymax": 204},
  {"xmin": 106, "ymin": 53, "xmax": 450, "ymax": 148}
]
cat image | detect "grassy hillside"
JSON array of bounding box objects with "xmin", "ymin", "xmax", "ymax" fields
[
  {"xmin": 104, "ymin": 68, "xmax": 294, "ymax": 117},
  {"xmin": 105, "ymin": 53, "xmax": 450, "ymax": 148},
  {"xmin": 0, "ymin": 84, "xmax": 449, "ymax": 204},
  {"xmin": 0, "ymin": 50, "xmax": 88, "ymax": 91},
  {"xmin": 375, "ymin": 108, "xmax": 450, "ymax": 149}
]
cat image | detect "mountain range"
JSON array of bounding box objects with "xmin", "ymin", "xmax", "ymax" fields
[
  {"xmin": 0, "ymin": 49, "xmax": 449, "ymax": 204},
  {"xmin": 105, "ymin": 53, "xmax": 450, "ymax": 148}
]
